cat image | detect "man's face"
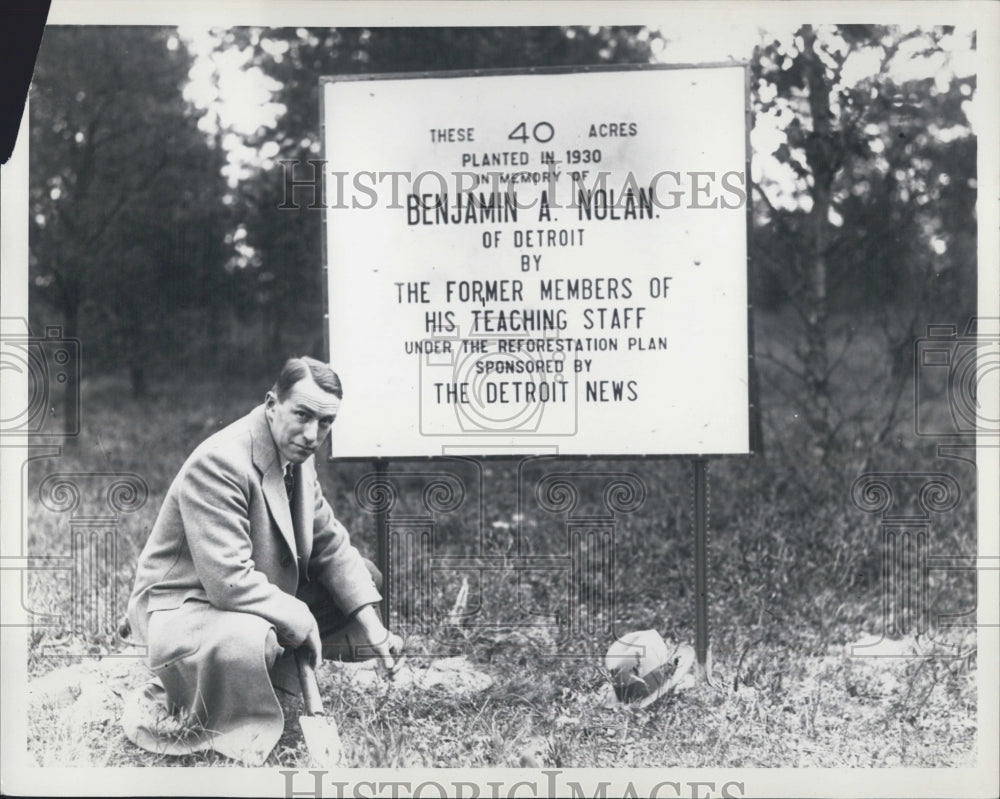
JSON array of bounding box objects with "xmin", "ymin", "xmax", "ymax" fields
[{"xmin": 265, "ymin": 375, "xmax": 341, "ymax": 464}]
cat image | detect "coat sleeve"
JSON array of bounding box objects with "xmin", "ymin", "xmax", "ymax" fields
[
  {"xmin": 307, "ymin": 471, "xmax": 382, "ymax": 616},
  {"xmin": 178, "ymin": 449, "xmax": 315, "ymax": 646}
]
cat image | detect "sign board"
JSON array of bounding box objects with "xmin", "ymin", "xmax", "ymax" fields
[{"xmin": 322, "ymin": 65, "xmax": 751, "ymax": 458}]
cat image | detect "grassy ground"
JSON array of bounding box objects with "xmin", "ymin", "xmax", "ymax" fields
[{"xmin": 24, "ymin": 312, "xmax": 979, "ymax": 768}]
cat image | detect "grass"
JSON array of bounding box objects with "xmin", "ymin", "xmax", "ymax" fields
[{"xmin": 24, "ymin": 312, "xmax": 979, "ymax": 768}]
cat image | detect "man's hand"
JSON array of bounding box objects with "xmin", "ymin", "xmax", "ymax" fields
[
  {"xmin": 303, "ymin": 619, "xmax": 323, "ymax": 669},
  {"xmin": 353, "ymin": 604, "xmax": 404, "ymax": 674}
]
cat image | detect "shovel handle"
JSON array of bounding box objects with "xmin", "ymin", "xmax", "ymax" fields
[{"xmin": 295, "ymin": 648, "xmax": 325, "ymax": 717}]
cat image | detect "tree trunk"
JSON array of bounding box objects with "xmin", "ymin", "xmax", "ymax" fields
[{"xmin": 800, "ymin": 27, "xmax": 836, "ymax": 454}]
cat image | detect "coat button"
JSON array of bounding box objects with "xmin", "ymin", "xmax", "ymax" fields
[{"xmin": 280, "ymin": 554, "xmax": 292, "ymax": 567}]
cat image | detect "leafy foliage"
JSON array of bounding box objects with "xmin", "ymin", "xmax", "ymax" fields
[
  {"xmin": 30, "ymin": 27, "xmax": 232, "ymax": 397},
  {"xmin": 750, "ymin": 25, "xmax": 976, "ymax": 455}
]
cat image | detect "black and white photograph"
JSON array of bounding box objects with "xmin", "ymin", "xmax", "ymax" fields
[{"xmin": 1, "ymin": 1, "xmax": 997, "ymax": 797}]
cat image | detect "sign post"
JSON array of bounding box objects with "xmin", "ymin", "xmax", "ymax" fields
[{"xmin": 693, "ymin": 457, "xmax": 710, "ymax": 678}]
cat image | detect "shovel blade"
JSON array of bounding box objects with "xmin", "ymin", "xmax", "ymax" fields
[{"xmin": 299, "ymin": 713, "xmax": 344, "ymax": 768}]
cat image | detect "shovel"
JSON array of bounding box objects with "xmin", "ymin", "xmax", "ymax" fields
[{"xmin": 295, "ymin": 648, "xmax": 344, "ymax": 767}]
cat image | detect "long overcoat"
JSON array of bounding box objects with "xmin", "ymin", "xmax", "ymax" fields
[{"xmin": 124, "ymin": 404, "xmax": 380, "ymax": 763}]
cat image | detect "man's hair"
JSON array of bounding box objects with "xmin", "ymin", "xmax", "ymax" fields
[{"xmin": 271, "ymin": 356, "xmax": 343, "ymax": 400}]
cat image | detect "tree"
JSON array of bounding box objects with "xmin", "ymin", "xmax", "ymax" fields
[
  {"xmin": 29, "ymin": 26, "xmax": 231, "ymax": 400},
  {"xmin": 750, "ymin": 25, "xmax": 976, "ymax": 457}
]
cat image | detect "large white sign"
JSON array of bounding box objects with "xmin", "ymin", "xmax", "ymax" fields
[{"xmin": 323, "ymin": 65, "xmax": 750, "ymax": 457}]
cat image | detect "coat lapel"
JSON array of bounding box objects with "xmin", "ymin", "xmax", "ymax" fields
[{"xmin": 249, "ymin": 406, "xmax": 298, "ymax": 561}]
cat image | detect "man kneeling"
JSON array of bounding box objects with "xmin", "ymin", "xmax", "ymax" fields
[{"xmin": 123, "ymin": 357, "xmax": 402, "ymax": 764}]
